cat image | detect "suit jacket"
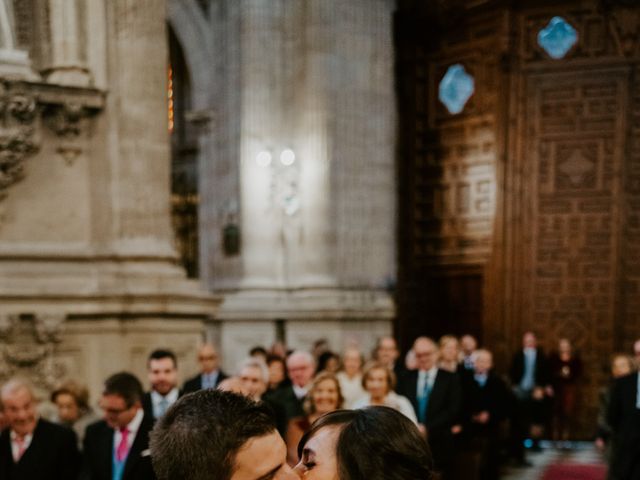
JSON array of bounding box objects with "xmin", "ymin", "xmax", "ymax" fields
[
  {"xmin": 182, "ymin": 370, "xmax": 228, "ymax": 395},
  {"xmin": 263, "ymin": 385, "xmax": 305, "ymax": 437},
  {"xmin": 81, "ymin": 412, "xmax": 156, "ymax": 480},
  {"xmin": 509, "ymin": 348, "xmax": 550, "ymax": 389},
  {"xmin": 607, "ymin": 372, "xmax": 640, "ymax": 480},
  {"xmin": 0, "ymin": 419, "xmax": 79, "ymax": 480},
  {"xmin": 397, "ymin": 369, "xmax": 461, "ymax": 468},
  {"xmin": 141, "ymin": 390, "xmax": 183, "ymax": 421},
  {"xmin": 460, "ymin": 371, "xmax": 510, "ymax": 437}
]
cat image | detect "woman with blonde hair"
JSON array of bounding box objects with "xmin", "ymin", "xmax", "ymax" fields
[
  {"xmin": 352, "ymin": 361, "xmax": 417, "ymax": 423},
  {"xmin": 50, "ymin": 379, "xmax": 99, "ymax": 448},
  {"xmin": 285, "ymin": 371, "xmax": 344, "ymax": 466}
]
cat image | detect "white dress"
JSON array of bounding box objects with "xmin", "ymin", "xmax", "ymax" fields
[
  {"xmin": 351, "ymin": 391, "xmax": 418, "ymax": 424},
  {"xmin": 336, "ymin": 371, "xmax": 366, "ymax": 409}
]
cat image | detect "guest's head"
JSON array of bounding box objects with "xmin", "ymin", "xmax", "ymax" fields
[
  {"xmin": 51, "ymin": 380, "xmax": 91, "ymax": 423},
  {"xmin": 413, "ymin": 337, "xmax": 439, "ymax": 372},
  {"xmin": 438, "ymin": 335, "xmax": 459, "ymax": 364},
  {"xmin": 295, "ymin": 407, "xmax": 433, "ymax": 480},
  {"xmin": 150, "ymin": 390, "xmax": 298, "ymax": 480},
  {"xmin": 317, "ymin": 351, "xmax": 341, "ymax": 374},
  {"xmin": 342, "ymin": 348, "xmax": 364, "ymax": 377},
  {"xmin": 374, "ymin": 336, "xmax": 399, "ymax": 368},
  {"xmin": 197, "ymin": 343, "xmax": 220, "ymax": 375},
  {"xmin": 611, "ymin": 354, "xmax": 634, "ymax": 378},
  {"xmin": 523, "ymin": 331, "xmax": 537, "ymax": 349},
  {"xmin": 286, "ymin": 351, "xmax": 315, "ymax": 389},
  {"xmin": 267, "ymin": 354, "xmax": 287, "ymax": 390},
  {"xmin": 100, "ymin": 372, "xmax": 144, "ymax": 429},
  {"xmin": 238, "ymin": 358, "xmax": 269, "ymax": 400},
  {"xmin": 362, "ymin": 362, "xmax": 395, "ymax": 403},
  {"xmin": 304, "ymin": 372, "xmax": 344, "ymax": 416},
  {"xmin": 473, "ymin": 349, "xmax": 493, "ymax": 375},
  {"xmin": 1, "ymin": 378, "xmax": 38, "ymax": 437},
  {"xmin": 249, "ymin": 346, "xmax": 268, "ymax": 363},
  {"xmin": 148, "ymin": 349, "xmax": 178, "ymax": 396},
  {"xmin": 558, "ymin": 338, "xmax": 572, "ymax": 355},
  {"xmin": 460, "ymin": 334, "xmax": 477, "ymax": 356}
]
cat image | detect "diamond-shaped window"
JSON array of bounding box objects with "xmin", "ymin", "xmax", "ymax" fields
[
  {"xmin": 537, "ymin": 17, "xmax": 578, "ymax": 59},
  {"xmin": 438, "ymin": 64, "xmax": 475, "ymax": 115}
]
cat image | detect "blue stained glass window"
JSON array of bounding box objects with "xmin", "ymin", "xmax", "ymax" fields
[
  {"xmin": 537, "ymin": 17, "xmax": 578, "ymax": 59},
  {"xmin": 438, "ymin": 64, "xmax": 475, "ymax": 115}
]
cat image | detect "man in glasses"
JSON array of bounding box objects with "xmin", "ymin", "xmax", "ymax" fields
[
  {"xmin": 183, "ymin": 343, "xmax": 227, "ymax": 394},
  {"xmin": 150, "ymin": 389, "xmax": 298, "ymax": 480},
  {"xmin": 82, "ymin": 372, "xmax": 156, "ymax": 480}
]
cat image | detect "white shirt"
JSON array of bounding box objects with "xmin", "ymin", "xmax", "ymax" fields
[
  {"xmin": 10, "ymin": 429, "xmax": 33, "ymax": 462},
  {"xmin": 113, "ymin": 408, "xmax": 144, "ymax": 452},
  {"xmin": 151, "ymin": 388, "xmax": 179, "ymax": 418},
  {"xmin": 292, "ymin": 384, "xmax": 308, "ymax": 400},
  {"xmin": 417, "ymin": 366, "xmax": 438, "ymax": 398},
  {"xmin": 336, "ymin": 372, "xmax": 366, "ymax": 409}
]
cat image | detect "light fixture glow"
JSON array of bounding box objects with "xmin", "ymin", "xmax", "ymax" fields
[
  {"xmin": 280, "ymin": 149, "xmax": 296, "ymax": 166},
  {"xmin": 256, "ymin": 151, "xmax": 272, "ymax": 167}
]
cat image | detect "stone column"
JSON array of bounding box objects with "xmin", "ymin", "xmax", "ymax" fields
[
  {"xmin": 0, "ymin": 0, "xmax": 33, "ymax": 78},
  {"xmin": 46, "ymin": 0, "xmax": 91, "ymax": 86},
  {"xmin": 109, "ymin": 0, "xmax": 175, "ymax": 257}
]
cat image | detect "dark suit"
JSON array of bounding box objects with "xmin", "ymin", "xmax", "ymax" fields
[
  {"xmin": 0, "ymin": 419, "xmax": 79, "ymax": 480},
  {"xmin": 182, "ymin": 370, "xmax": 228, "ymax": 394},
  {"xmin": 509, "ymin": 349, "xmax": 550, "ymax": 389},
  {"xmin": 607, "ymin": 372, "xmax": 640, "ymax": 480},
  {"xmin": 82, "ymin": 412, "xmax": 156, "ymax": 480},
  {"xmin": 398, "ymin": 369, "xmax": 461, "ymax": 473},
  {"xmin": 263, "ymin": 385, "xmax": 305, "ymax": 437},
  {"xmin": 461, "ymin": 372, "xmax": 510, "ymax": 480}
]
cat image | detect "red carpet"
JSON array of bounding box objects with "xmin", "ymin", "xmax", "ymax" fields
[{"xmin": 542, "ymin": 463, "xmax": 606, "ymax": 480}]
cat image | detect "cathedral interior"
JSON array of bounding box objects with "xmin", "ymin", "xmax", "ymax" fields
[{"xmin": 0, "ymin": 0, "xmax": 639, "ymax": 448}]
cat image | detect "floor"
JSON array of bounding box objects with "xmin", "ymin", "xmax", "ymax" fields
[{"xmin": 501, "ymin": 442, "xmax": 606, "ymax": 480}]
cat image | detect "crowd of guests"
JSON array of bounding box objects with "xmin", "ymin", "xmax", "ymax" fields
[{"xmin": 0, "ymin": 333, "xmax": 639, "ymax": 480}]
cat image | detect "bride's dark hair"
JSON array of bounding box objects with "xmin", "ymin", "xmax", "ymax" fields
[{"xmin": 298, "ymin": 407, "xmax": 433, "ymax": 480}]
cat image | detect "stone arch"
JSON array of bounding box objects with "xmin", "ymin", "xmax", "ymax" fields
[{"xmin": 167, "ymin": 0, "xmax": 212, "ymax": 109}]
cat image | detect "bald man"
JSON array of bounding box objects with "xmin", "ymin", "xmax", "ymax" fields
[
  {"xmin": 397, "ymin": 337, "xmax": 461, "ymax": 478},
  {"xmin": 183, "ymin": 344, "xmax": 228, "ymax": 394}
]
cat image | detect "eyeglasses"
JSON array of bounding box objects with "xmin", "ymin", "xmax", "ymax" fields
[
  {"xmin": 99, "ymin": 402, "xmax": 132, "ymax": 416},
  {"xmin": 199, "ymin": 355, "xmax": 217, "ymax": 361}
]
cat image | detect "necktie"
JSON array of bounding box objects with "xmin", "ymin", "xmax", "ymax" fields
[
  {"xmin": 116, "ymin": 428, "xmax": 129, "ymax": 462},
  {"xmin": 158, "ymin": 397, "xmax": 169, "ymax": 417},
  {"xmin": 14, "ymin": 437, "xmax": 26, "ymax": 462},
  {"xmin": 418, "ymin": 376, "xmax": 432, "ymax": 424}
]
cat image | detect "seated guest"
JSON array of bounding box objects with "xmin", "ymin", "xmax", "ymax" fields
[
  {"xmin": 352, "ymin": 362, "xmax": 417, "ymax": 423},
  {"xmin": 82, "ymin": 372, "xmax": 156, "ymax": 480},
  {"xmin": 460, "ymin": 349, "xmax": 510, "ymax": 480},
  {"xmin": 0, "ymin": 378, "xmax": 79, "ymax": 480},
  {"xmin": 286, "ymin": 372, "xmax": 344, "ymax": 465},
  {"xmin": 150, "ymin": 390, "xmax": 298, "ymax": 480},
  {"xmin": 50, "ymin": 380, "xmax": 99, "ymax": 448},
  {"xmin": 182, "ymin": 344, "xmax": 227, "ymax": 394},
  {"xmin": 238, "ymin": 358, "xmax": 269, "ymax": 401},
  {"xmin": 294, "ymin": 407, "xmax": 433, "ymax": 480},
  {"xmin": 264, "ymin": 351, "xmax": 316, "ymax": 436},
  {"xmin": 336, "ymin": 347, "xmax": 366, "ymax": 408},
  {"xmin": 142, "ymin": 349, "xmax": 181, "ymax": 421}
]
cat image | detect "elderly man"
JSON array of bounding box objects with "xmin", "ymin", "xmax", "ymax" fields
[
  {"xmin": 0, "ymin": 378, "xmax": 79, "ymax": 479},
  {"xmin": 142, "ymin": 349, "xmax": 181, "ymax": 421},
  {"xmin": 150, "ymin": 390, "xmax": 297, "ymax": 480},
  {"xmin": 238, "ymin": 358, "xmax": 269, "ymax": 401},
  {"xmin": 183, "ymin": 343, "xmax": 228, "ymax": 394},
  {"xmin": 82, "ymin": 372, "xmax": 156, "ymax": 480},
  {"xmin": 264, "ymin": 350, "xmax": 315, "ymax": 436},
  {"xmin": 397, "ymin": 336, "xmax": 461, "ymax": 479}
]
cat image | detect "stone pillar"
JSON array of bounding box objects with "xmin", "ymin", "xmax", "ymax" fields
[
  {"xmin": 46, "ymin": 0, "xmax": 92, "ymax": 86},
  {"xmin": 0, "ymin": 0, "xmax": 33, "ymax": 78},
  {"xmin": 109, "ymin": 0, "xmax": 175, "ymax": 256}
]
